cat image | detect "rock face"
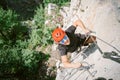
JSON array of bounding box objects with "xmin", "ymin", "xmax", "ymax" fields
[
  {"xmin": 61, "ymin": 0, "xmax": 120, "ymax": 51},
  {"xmin": 56, "ymin": 0, "xmax": 120, "ymax": 80}
]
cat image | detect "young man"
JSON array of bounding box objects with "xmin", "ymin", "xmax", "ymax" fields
[{"xmin": 52, "ymin": 19, "xmax": 96, "ymax": 68}]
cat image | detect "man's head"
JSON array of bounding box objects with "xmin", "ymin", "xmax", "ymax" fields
[{"xmin": 52, "ymin": 28, "xmax": 70, "ymax": 45}]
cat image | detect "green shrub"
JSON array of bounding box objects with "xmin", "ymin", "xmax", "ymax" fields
[
  {"xmin": 34, "ymin": 5, "xmax": 45, "ymax": 28},
  {"xmin": 0, "ymin": 8, "xmax": 52, "ymax": 80},
  {"xmin": 43, "ymin": 0, "xmax": 70, "ymax": 6},
  {"xmin": 0, "ymin": 41, "xmax": 50, "ymax": 80},
  {"xmin": 0, "ymin": 8, "xmax": 18, "ymax": 41},
  {"xmin": 0, "ymin": 8, "xmax": 28, "ymax": 44},
  {"xmin": 31, "ymin": 5, "xmax": 53, "ymax": 48}
]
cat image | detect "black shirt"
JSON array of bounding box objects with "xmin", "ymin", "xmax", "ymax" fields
[{"xmin": 58, "ymin": 25, "xmax": 86, "ymax": 56}]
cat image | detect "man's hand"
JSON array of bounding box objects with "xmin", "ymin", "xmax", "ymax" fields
[
  {"xmin": 84, "ymin": 29, "xmax": 90, "ymax": 34},
  {"xmin": 61, "ymin": 55, "xmax": 82, "ymax": 68}
]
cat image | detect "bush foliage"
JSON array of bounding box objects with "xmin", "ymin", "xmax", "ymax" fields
[
  {"xmin": 43, "ymin": 0, "xmax": 70, "ymax": 6},
  {"xmin": 0, "ymin": 7, "xmax": 51, "ymax": 80},
  {"xmin": 0, "ymin": 0, "xmax": 70, "ymax": 79}
]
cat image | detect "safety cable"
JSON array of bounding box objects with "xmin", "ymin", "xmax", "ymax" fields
[
  {"xmin": 63, "ymin": 61, "xmax": 95, "ymax": 80},
  {"xmin": 86, "ymin": 31, "xmax": 120, "ymax": 54},
  {"xmin": 76, "ymin": 14, "xmax": 120, "ymax": 54},
  {"xmin": 95, "ymin": 36, "xmax": 120, "ymax": 53}
]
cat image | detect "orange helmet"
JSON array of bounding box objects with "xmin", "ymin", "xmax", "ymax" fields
[{"xmin": 52, "ymin": 28, "xmax": 66, "ymax": 42}]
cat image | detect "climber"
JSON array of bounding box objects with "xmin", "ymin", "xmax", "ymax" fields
[{"xmin": 52, "ymin": 19, "xmax": 96, "ymax": 68}]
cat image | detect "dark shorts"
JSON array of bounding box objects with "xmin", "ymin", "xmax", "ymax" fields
[{"xmin": 75, "ymin": 33, "xmax": 87, "ymax": 46}]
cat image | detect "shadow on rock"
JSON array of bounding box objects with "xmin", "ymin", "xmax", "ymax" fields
[
  {"xmin": 94, "ymin": 77, "xmax": 107, "ymax": 80},
  {"xmin": 94, "ymin": 77, "xmax": 113, "ymax": 80},
  {"xmin": 81, "ymin": 43, "xmax": 97, "ymax": 59},
  {"xmin": 103, "ymin": 51, "xmax": 120, "ymax": 63}
]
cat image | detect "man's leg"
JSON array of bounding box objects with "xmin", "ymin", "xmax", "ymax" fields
[{"xmin": 83, "ymin": 36, "xmax": 96, "ymax": 46}]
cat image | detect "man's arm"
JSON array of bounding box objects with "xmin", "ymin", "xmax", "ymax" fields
[
  {"xmin": 61, "ymin": 55, "xmax": 82, "ymax": 68},
  {"xmin": 73, "ymin": 19, "xmax": 90, "ymax": 33}
]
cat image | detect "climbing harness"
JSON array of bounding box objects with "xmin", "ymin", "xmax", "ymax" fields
[{"xmin": 87, "ymin": 32, "xmax": 104, "ymax": 54}]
